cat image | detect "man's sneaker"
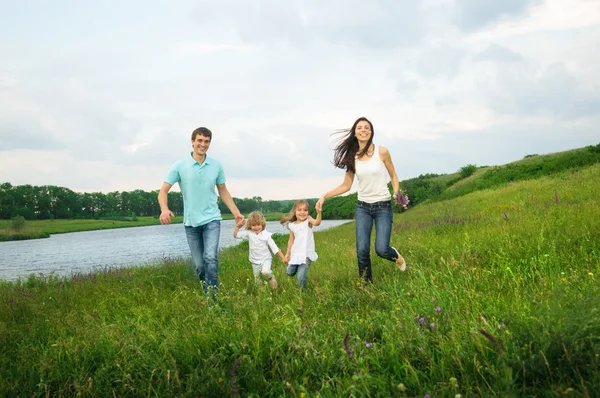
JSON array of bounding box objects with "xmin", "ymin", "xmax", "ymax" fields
[
  {"xmin": 392, "ymin": 247, "xmax": 407, "ymax": 272},
  {"xmin": 270, "ymin": 276, "xmax": 278, "ymax": 290}
]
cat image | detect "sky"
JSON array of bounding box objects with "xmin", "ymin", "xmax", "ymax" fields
[{"xmin": 1, "ymin": 0, "xmax": 599, "ymax": 200}]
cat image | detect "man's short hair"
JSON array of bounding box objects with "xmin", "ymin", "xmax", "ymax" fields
[{"xmin": 191, "ymin": 127, "xmax": 212, "ymax": 141}]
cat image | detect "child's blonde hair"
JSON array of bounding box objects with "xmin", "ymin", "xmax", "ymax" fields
[
  {"xmin": 280, "ymin": 199, "xmax": 310, "ymax": 226},
  {"xmin": 246, "ymin": 211, "xmax": 266, "ymax": 231}
]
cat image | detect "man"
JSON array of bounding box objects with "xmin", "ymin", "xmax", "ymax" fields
[{"xmin": 158, "ymin": 127, "xmax": 244, "ymax": 297}]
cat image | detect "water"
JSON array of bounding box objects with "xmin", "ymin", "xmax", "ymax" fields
[{"xmin": 0, "ymin": 220, "xmax": 351, "ymax": 282}]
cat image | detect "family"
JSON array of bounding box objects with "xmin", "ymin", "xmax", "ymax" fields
[{"xmin": 157, "ymin": 117, "xmax": 407, "ymax": 297}]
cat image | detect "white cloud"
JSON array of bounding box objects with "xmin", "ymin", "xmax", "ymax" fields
[{"xmin": 1, "ymin": 1, "xmax": 599, "ymax": 200}]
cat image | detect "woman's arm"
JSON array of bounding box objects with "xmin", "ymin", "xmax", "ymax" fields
[
  {"xmin": 380, "ymin": 146, "xmax": 400, "ymax": 195},
  {"xmin": 315, "ymin": 170, "xmax": 354, "ymax": 211}
]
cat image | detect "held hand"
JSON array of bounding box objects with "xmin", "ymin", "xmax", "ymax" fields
[
  {"xmin": 159, "ymin": 210, "xmax": 174, "ymax": 225},
  {"xmin": 234, "ymin": 213, "xmax": 245, "ymax": 228},
  {"xmin": 284, "ymin": 254, "xmax": 290, "ymax": 263},
  {"xmin": 316, "ymin": 197, "xmax": 325, "ymax": 212}
]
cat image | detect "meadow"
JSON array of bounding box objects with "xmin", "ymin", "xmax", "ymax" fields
[{"xmin": 0, "ymin": 164, "xmax": 599, "ymax": 396}]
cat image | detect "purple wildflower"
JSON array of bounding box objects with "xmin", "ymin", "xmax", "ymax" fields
[
  {"xmin": 424, "ymin": 394, "xmax": 430, "ymax": 398},
  {"xmin": 364, "ymin": 342, "xmax": 373, "ymax": 348},
  {"xmin": 430, "ymin": 323, "xmax": 436, "ymax": 329},
  {"xmin": 419, "ymin": 317, "xmax": 426, "ymax": 326},
  {"xmin": 435, "ymin": 306, "xmax": 441, "ymax": 313}
]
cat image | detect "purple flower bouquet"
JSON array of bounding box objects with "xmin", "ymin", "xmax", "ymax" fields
[{"xmin": 394, "ymin": 192, "xmax": 410, "ymax": 210}]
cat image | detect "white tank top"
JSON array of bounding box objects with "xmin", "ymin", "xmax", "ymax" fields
[{"xmin": 355, "ymin": 144, "xmax": 391, "ymax": 203}]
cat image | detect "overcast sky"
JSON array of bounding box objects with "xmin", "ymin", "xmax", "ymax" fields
[{"xmin": 1, "ymin": 0, "xmax": 599, "ymax": 200}]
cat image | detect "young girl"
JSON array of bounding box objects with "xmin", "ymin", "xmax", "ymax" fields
[
  {"xmin": 234, "ymin": 211, "xmax": 286, "ymax": 289},
  {"xmin": 280, "ymin": 200, "xmax": 322, "ymax": 289}
]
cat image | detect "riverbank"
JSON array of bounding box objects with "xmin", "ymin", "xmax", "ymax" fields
[
  {"xmin": 1, "ymin": 165, "xmax": 599, "ymax": 396},
  {"xmin": 0, "ymin": 213, "xmax": 286, "ymax": 242}
]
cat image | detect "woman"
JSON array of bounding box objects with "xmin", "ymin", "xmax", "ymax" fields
[{"xmin": 315, "ymin": 117, "xmax": 407, "ymax": 282}]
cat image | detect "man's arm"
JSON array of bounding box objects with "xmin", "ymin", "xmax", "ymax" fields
[
  {"xmin": 216, "ymin": 183, "xmax": 245, "ymax": 227},
  {"xmin": 158, "ymin": 182, "xmax": 175, "ymax": 225}
]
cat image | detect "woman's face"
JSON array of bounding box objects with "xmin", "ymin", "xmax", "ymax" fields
[{"xmin": 354, "ymin": 120, "xmax": 372, "ymax": 143}]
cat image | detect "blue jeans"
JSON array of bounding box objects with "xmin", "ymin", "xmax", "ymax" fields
[
  {"xmin": 286, "ymin": 259, "xmax": 312, "ymax": 289},
  {"xmin": 355, "ymin": 200, "xmax": 395, "ymax": 282},
  {"xmin": 185, "ymin": 220, "xmax": 221, "ymax": 297}
]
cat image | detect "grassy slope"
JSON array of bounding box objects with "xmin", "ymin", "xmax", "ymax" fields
[
  {"xmin": 425, "ymin": 146, "xmax": 599, "ymax": 201},
  {"xmin": 1, "ymin": 163, "xmax": 599, "ymax": 396}
]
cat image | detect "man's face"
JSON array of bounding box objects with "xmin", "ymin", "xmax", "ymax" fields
[{"xmin": 192, "ymin": 134, "xmax": 211, "ymax": 156}]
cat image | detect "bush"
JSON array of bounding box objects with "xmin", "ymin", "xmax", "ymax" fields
[
  {"xmin": 11, "ymin": 215, "xmax": 25, "ymax": 231},
  {"xmin": 524, "ymin": 154, "xmax": 538, "ymax": 158},
  {"xmin": 459, "ymin": 164, "xmax": 477, "ymax": 179}
]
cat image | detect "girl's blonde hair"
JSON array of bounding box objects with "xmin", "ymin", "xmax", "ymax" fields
[
  {"xmin": 246, "ymin": 211, "xmax": 266, "ymax": 231},
  {"xmin": 280, "ymin": 200, "xmax": 310, "ymax": 226}
]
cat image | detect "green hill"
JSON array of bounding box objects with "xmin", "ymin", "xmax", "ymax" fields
[
  {"xmin": 1, "ymin": 159, "xmax": 599, "ymax": 396},
  {"xmin": 403, "ymin": 143, "xmax": 600, "ymax": 206}
]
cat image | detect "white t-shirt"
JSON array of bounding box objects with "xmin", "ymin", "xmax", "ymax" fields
[
  {"xmin": 236, "ymin": 229, "xmax": 281, "ymax": 264},
  {"xmin": 355, "ymin": 144, "xmax": 391, "ymax": 203},
  {"xmin": 288, "ymin": 219, "xmax": 318, "ymax": 264}
]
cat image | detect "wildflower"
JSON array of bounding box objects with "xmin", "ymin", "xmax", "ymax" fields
[
  {"xmin": 300, "ymin": 393, "xmax": 306, "ymax": 398},
  {"xmin": 418, "ymin": 317, "xmax": 426, "ymax": 326},
  {"xmin": 418, "ymin": 347, "xmax": 423, "ymax": 352},
  {"xmin": 435, "ymin": 306, "xmax": 442, "ymax": 313},
  {"xmin": 456, "ymin": 395, "xmax": 462, "ymax": 398},
  {"xmin": 424, "ymin": 394, "xmax": 430, "ymax": 398},
  {"xmin": 218, "ymin": 377, "xmax": 223, "ymax": 383},
  {"xmin": 364, "ymin": 342, "xmax": 373, "ymax": 348},
  {"xmin": 498, "ymin": 323, "xmax": 506, "ymax": 329},
  {"xmin": 397, "ymin": 383, "xmax": 406, "ymax": 392},
  {"xmin": 360, "ymin": 319, "xmax": 364, "ymax": 323},
  {"xmin": 430, "ymin": 323, "xmax": 435, "ymax": 329},
  {"xmin": 449, "ymin": 377, "xmax": 458, "ymax": 387}
]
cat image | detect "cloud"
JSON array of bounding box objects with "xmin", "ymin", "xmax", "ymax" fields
[
  {"xmin": 192, "ymin": 0, "xmax": 426, "ymax": 49},
  {"xmin": 474, "ymin": 43, "xmax": 523, "ymax": 63},
  {"xmin": 453, "ymin": 0, "xmax": 543, "ymax": 32},
  {"xmin": 488, "ymin": 62, "xmax": 600, "ymax": 119}
]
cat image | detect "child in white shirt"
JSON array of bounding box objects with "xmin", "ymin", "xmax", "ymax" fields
[
  {"xmin": 234, "ymin": 211, "xmax": 286, "ymax": 289},
  {"xmin": 280, "ymin": 200, "xmax": 322, "ymax": 289}
]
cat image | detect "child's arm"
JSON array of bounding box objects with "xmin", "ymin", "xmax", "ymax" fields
[
  {"xmin": 275, "ymin": 250, "xmax": 287, "ymax": 263},
  {"xmin": 267, "ymin": 236, "xmax": 287, "ymax": 263},
  {"xmin": 233, "ymin": 219, "xmax": 246, "ymax": 238},
  {"xmin": 309, "ymin": 207, "xmax": 322, "ymax": 227},
  {"xmin": 285, "ymin": 230, "xmax": 295, "ymax": 263}
]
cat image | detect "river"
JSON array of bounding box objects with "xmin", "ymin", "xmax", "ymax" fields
[{"xmin": 0, "ymin": 219, "xmax": 351, "ymax": 282}]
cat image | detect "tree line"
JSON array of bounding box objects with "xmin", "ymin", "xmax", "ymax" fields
[{"xmin": 0, "ymin": 182, "xmax": 300, "ymax": 220}]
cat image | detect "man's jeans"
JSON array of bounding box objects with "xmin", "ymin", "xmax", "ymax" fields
[
  {"xmin": 285, "ymin": 259, "xmax": 312, "ymax": 289},
  {"xmin": 355, "ymin": 200, "xmax": 395, "ymax": 282},
  {"xmin": 185, "ymin": 220, "xmax": 221, "ymax": 296}
]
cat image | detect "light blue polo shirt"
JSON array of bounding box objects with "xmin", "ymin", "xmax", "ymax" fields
[{"xmin": 165, "ymin": 153, "xmax": 226, "ymax": 227}]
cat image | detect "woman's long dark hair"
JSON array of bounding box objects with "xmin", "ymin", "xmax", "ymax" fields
[{"xmin": 332, "ymin": 117, "xmax": 374, "ymax": 174}]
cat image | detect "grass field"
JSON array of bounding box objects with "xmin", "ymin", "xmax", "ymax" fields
[{"xmin": 1, "ymin": 165, "xmax": 598, "ymax": 396}]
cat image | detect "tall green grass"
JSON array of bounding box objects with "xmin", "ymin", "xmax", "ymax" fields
[{"xmin": 1, "ymin": 165, "xmax": 599, "ymax": 396}]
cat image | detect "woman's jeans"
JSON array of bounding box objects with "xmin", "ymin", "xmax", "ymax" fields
[
  {"xmin": 355, "ymin": 200, "xmax": 395, "ymax": 282},
  {"xmin": 185, "ymin": 220, "xmax": 221, "ymax": 297},
  {"xmin": 286, "ymin": 259, "xmax": 313, "ymax": 289}
]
